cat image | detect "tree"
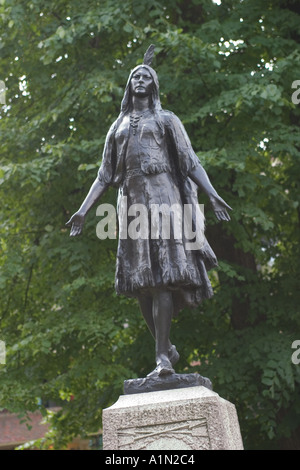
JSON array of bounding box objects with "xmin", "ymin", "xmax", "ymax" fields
[{"xmin": 0, "ymin": 0, "xmax": 300, "ymax": 449}]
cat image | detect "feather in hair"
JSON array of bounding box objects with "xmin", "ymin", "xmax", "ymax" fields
[{"xmin": 143, "ymin": 44, "xmax": 155, "ymax": 66}]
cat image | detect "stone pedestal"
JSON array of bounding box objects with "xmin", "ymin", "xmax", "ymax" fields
[{"xmin": 102, "ymin": 385, "xmax": 243, "ymax": 450}]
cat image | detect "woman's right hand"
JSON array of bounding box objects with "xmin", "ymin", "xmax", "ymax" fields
[{"xmin": 65, "ymin": 211, "xmax": 85, "ymax": 236}]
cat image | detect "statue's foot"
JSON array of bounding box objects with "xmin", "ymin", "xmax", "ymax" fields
[
  {"xmin": 168, "ymin": 345, "xmax": 180, "ymax": 366},
  {"xmin": 147, "ymin": 354, "xmax": 175, "ymax": 377}
]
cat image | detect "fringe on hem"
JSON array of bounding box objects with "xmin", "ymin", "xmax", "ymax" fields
[{"xmin": 115, "ymin": 259, "xmax": 215, "ymax": 314}]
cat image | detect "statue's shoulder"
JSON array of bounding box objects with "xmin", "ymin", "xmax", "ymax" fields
[
  {"xmin": 106, "ymin": 115, "xmax": 124, "ymax": 137},
  {"xmin": 109, "ymin": 117, "xmax": 120, "ymax": 132},
  {"xmin": 159, "ymin": 109, "xmax": 180, "ymax": 126}
]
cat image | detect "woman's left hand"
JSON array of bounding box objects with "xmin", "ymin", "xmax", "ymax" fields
[{"xmin": 209, "ymin": 194, "xmax": 232, "ymax": 222}]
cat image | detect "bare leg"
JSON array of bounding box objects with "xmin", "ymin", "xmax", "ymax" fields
[
  {"xmin": 151, "ymin": 290, "xmax": 174, "ymax": 375},
  {"xmin": 137, "ymin": 294, "xmax": 156, "ymax": 340},
  {"xmin": 138, "ymin": 291, "xmax": 180, "ymax": 374},
  {"xmin": 152, "ymin": 290, "xmax": 172, "ymax": 358}
]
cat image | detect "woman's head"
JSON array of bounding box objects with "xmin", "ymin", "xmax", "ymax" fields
[
  {"xmin": 120, "ymin": 64, "xmax": 162, "ymax": 114},
  {"xmin": 130, "ymin": 66, "xmax": 154, "ymax": 99}
]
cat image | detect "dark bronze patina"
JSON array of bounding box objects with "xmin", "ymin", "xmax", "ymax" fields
[{"xmin": 66, "ymin": 46, "xmax": 231, "ymax": 381}]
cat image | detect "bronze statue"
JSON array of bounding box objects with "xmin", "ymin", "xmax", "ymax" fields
[{"xmin": 66, "ymin": 46, "xmax": 231, "ymax": 378}]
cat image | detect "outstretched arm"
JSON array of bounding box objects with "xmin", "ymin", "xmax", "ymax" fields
[
  {"xmin": 66, "ymin": 119, "xmax": 117, "ymax": 236},
  {"xmin": 189, "ymin": 164, "xmax": 232, "ymax": 221},
  {"xmin": 66, "ymin": 177, "xmax": 108, "ymax": 236},
  {"xmin": 165, "ymin": 112, "xmax": 232, "ymax": 221}
]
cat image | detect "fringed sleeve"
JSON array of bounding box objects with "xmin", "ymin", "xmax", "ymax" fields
[
  {"xmin": 165, "ymin": 111, "xmax": 218, "ymax": 271},
  {"xmin": 165, "ymin": 111, "xmax": 201, "ymax": 179},
  {"xmin": 97, "ymin": 121, "xmax": 117, "ymax": 185}
]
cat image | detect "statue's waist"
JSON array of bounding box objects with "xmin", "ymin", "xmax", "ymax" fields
[{"xmin": 125, "ymin": 166, "xmax": 172, "ymax": 180}]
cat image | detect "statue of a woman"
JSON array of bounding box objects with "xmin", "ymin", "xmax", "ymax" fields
[{"xmin": 66, "ymin": 46, "xmax": 231, "ymax": 377}]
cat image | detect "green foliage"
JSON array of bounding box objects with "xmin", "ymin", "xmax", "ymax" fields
[{"xmin": 1, "ymin": 0, "xmax": 300, "ymax": 450}]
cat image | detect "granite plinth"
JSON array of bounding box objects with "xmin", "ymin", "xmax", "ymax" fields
[
  {"xmin": 103, "ymin": 385, "xmax": 244, "ymax": 450},
  {"xmin": 124, "ymin": 372, "xmax": 212, "ymax": 395}
]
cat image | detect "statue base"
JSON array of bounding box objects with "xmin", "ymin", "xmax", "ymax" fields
[
  {"xmin": 102, "ymin": 385, "xmax": 244, "ymax": 450},
  {"xmin": 123, "ymin": 372, "xmax": 212, "ymax": 395}
]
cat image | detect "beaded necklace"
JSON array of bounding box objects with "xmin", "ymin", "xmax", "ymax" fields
[{"xmin": 129, "ymin": 114, "xmax": 143, "ymax": 135}]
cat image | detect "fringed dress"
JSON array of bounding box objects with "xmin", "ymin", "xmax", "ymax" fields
[{"xmin": 97, "ymin": 109, "xmax": 217, "ymax": 315}]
